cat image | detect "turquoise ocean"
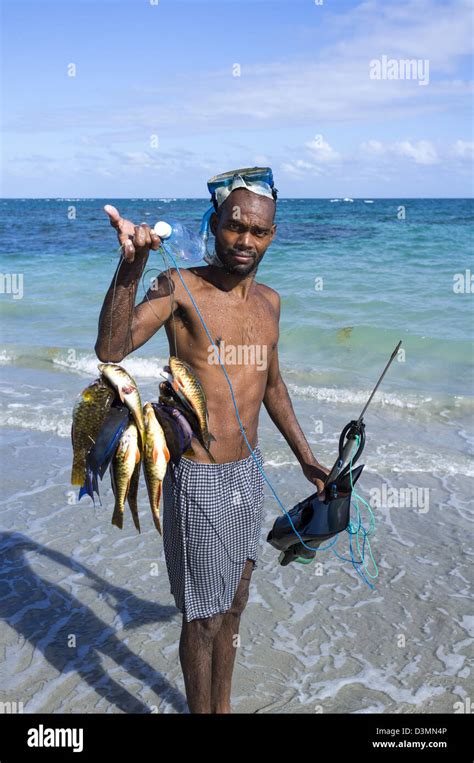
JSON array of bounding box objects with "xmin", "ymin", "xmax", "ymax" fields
[
  {"xmin": 1, "ymin": 198, "xmax": 473, "ymax": 467},
  {"xmin": 0, "ymin": 197, "xmax": 473, "ymax": 713}
]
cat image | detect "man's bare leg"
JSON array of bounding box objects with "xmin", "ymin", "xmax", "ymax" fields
[
  {"xmin": 210, "ymin": 558, "xmax": 255, "ymax": 714},
  {"xmin": 179, "ymin": 612, "xmax": 224, "ymax": 713}
]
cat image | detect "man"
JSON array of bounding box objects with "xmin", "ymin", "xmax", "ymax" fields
[{"xmin": 95, "ymin": 168, "xmax": 329, "ymax": 714}]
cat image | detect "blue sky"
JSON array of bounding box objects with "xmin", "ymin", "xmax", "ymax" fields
[{"xmin": 1, "ymin": 0, "xmax": 473, "ymax": 197}]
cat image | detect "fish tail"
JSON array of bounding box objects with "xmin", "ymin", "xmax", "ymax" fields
[
  {"xmin": 78, "ymin": 483, "xmax": 92, "ymax": 502},
  {"xmin": 78, "ymin": 466, "xmax": 95, "ymax": 503},
  {"xmin": 151, "ymin": 484, "xmax": 162, "ymax": 534},
  {"xmin": 129, "ymin": 507, "xmax": 141, "ymax": 533},
  {"xmin": 112, "ymin": 501, "xmax": 124, "ymax": 529},
  {"xmin": 127, "ymin": 495, "xmax": 141, "ymax": 533},
  {"xmin": 71, "ymin": 459, "xmax": 85, "ymax": 486},
  {"xmin": 92, "ymin": 470, "xmax": 102, "ymax": 506}
]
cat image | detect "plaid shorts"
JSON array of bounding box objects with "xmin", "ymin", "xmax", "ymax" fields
[{"xmin": 162, "ymin": 443, "xmax": 265, "ymax": 622}]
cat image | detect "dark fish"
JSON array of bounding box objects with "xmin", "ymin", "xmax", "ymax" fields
[
  {"xmin": 79, "ymin": 405, "xmax": 130, "ymax": 503},
  {"xmin": 71, "ymin": 377, "xmax": 115, "ymax": 486},
  {"xmin": 159, "ymin": 380, "xmax": 215, "ymax": 462}
]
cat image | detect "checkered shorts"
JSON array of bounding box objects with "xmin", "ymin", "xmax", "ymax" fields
[{"xmin": 162, "ymin": 443, "xmax": 265, "ymax": 622}]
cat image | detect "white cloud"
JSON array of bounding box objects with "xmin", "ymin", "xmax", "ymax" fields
[
  {"xmin": 360, "ymin": 139, "xmax": 386, "ymax": 156},
  {"xmin": 305, "ymin": 137, "xmax": 341, "ymax": 163},
  {"xmin": 281, "ymin": 159, "xmax": 317, "ymax": 177},
  {"xmin": 393, "ymin": 140, "xmax": 439, "ymax": 164},
  {"xmin": 280, "ymin": 135, "xmax": 473, "ymax": 183},
  {"xmin": 360, "ymin": 139, "xmax": 438, "ymax": 164},
  {"xmin": 452, "ymin": 140, "xmax": 474, "ymax": 158}
]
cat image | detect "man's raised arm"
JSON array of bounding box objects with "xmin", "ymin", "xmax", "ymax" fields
[{"xmin": 95, "ymin": 205, "xmax": 178, "ymax": 362}]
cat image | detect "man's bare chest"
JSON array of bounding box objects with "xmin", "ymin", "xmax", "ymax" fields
[{"xmin": 177, "ymin": 287, "xmax": 278, "ymax": 350}]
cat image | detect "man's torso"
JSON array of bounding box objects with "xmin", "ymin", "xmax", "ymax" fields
[{"xmin": 163, "ymin": 266, "xmax": 279, "ymax": 463}]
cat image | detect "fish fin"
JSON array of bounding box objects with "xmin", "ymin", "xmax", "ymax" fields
[
  {"xmin": 110, "ymin": 463, "xmax": 116, "ymax": 496},
  {"xmin": 164, "ymin": 444, "xmax": 171, "ymax": 462},
  {"xmin": 135, "ymin": 447, "xmax": 141, "ymax": 465}
]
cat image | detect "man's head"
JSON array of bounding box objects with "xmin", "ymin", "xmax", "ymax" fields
[
  {"xmin": 207, "ymin": 168, "xmax": 278, "ymax": 275},
  {"xmin": 209, "ymin": 188, "xmax": 277, "ymax": 276}
]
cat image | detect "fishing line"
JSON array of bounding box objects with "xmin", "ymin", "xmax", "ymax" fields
[
  {"xmin": 140, "ymin": 265, "xmax": 179, "ymax": 358},
  {"xmin": 107, "ymin": 247, "xmax": 126, "ymax": 360},
  {"xmin": 157, "ymin": 245, "xmax": 376, "ymax": 586},
  {"xmin": 331, "ymin": 434, "xmax": 378, "ymax": 589}
]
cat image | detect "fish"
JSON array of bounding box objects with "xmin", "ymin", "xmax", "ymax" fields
[
  {"xmin": 158, "ymin": 381, "xmax": 200, "ymax": 433},
  {"xmin": 166, "ymin": 357, "xmax": 216, "ymax": 462},
  {"xmin": 158, "ymin": 381, "xmax": 215, "ymax": 463},
  {"xmin": 71, "ymin": 377, "xmax": 116, "ymax": 486},
  {"xmin": 98, "ymin": 363, "xmax": 145, "ymax": 448},
  {"xmin": 86, "ymin": 405, "xmax": 131, "ymax": 481},
  {"xmin": 127, "ymin": 458, "xmax": 141, "ymax": 533},
  {"xmin": 143, "ymin": 402, "xmax": 171, "ymax": 534},
  {"xmin": 110, "ymin": 421, "xmax": 141, "ymax": 530},
  {"xmin": 152, "ymin": 402, "xmax": 194, "ymax": 464}
]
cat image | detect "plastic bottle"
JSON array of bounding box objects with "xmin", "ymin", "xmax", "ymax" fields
[{"xmin": 153, "ymin": 219, "xmax": 204, "ymax": 263}]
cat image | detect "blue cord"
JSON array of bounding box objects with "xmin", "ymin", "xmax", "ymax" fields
[{"xmin": 160, "ymin": 246, "xmax": 377, "ymax": 587}]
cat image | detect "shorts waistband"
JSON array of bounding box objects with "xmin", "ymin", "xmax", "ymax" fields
[{"xmin": 179, "ymin": 442, "xmax": 261, "ymax": 468}]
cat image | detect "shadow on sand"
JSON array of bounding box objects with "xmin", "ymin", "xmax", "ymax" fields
[{"xmin": 0, "ymin": 531, "xmax": 186, "ymax": 713}]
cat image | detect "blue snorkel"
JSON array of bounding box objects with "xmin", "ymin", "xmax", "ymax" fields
[{"xmin": 198, "ymin": 205, "xmax": 223, "ymax": 267}]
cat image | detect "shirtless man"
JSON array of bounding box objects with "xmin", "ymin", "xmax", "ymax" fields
[{"xmin": 95, "ymin": 169, "xmax": 329, "ymax": 714}]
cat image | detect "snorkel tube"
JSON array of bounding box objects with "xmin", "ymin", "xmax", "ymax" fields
[{"xmin": 199, "ymin": 205, "xmax": 225, "ymax": 267}]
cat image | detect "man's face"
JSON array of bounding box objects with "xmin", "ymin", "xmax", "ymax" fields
[{"xmin": 210, "ymin": 188, "xmax": 276, "ymax": 276}]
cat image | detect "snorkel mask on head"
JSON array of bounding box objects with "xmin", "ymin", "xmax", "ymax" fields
[{"xmin": 200, "ymin": 167, "xmax": 276, "ymax": 267}]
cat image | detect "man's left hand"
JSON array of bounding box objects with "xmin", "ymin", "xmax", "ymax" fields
[{"xmin": 302, "ymin": 461, "xmax": 330, "ymax": 501}]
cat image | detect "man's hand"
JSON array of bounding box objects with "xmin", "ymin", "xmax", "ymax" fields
[
  {"xmin": 104, "ymin": 204, "xmax": 162, "ymax": 262},
  {"xmin": 302, "ymin": 461, "xmax": 330, "ymax": 502}
]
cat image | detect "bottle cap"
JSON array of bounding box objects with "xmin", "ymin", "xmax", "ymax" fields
[{"xmin": 153, "ymin": 221, "xmax": 172, "ymax": 240}]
